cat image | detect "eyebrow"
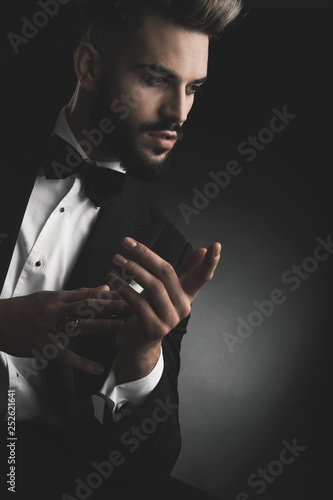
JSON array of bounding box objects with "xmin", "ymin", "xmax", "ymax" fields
[{"xmin": 136, "ymin": 63, "xmax": 208, "ymax": 85}]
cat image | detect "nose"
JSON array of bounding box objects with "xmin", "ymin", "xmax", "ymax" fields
[{"xmin": 159, "ymin": 86, "xmax": 191, "ymax": 125}]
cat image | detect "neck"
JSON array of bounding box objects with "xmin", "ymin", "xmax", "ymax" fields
[{"xmin": 66, "ymin": 87, "xmax": 119, "ymax": 162}]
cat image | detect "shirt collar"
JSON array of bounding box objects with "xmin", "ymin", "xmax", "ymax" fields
[{"xmin": 51, "ymin": 106, "xmax": 125, "ymax": 174}]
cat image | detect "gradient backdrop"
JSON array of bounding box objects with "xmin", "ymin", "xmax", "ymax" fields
[{"xmin": 0, "ymin": 1, "xmax": 332, "ymax": 499}]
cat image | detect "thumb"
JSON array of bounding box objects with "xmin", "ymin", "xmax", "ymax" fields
[{"xmin": 176, "ymin": 248, "xmax": 207, "ymax": 280}]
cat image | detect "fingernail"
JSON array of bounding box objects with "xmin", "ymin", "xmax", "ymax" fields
[
  {"xmin": 93, "ymin": 365, "xmax": 104, "ymax": 375},
  {"xmin": 122, "ymin": 237, "xmax": 137, "ymax": 249},
  {"xmin": 113, "ymin": 254, "xmax": 128, "ymax": 266}
]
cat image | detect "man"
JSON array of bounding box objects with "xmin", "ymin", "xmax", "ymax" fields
[{"xmin": 0, "ymin": 1, "xmax": 242, "ymax": 499}]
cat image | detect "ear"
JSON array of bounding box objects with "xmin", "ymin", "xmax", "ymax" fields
[{"xmin": 74, "ymin": 42, "xmax": 103, "ymax": 92}]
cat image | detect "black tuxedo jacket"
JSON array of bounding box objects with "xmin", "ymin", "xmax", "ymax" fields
[{"xmin": 0, "ymin": 111, "xmax": 192, "ymax": 500}]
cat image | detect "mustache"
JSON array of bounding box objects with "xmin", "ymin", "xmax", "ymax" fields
[{"xmin": 139, "ymin": 122, "xmax": 184, "ymax": 141}]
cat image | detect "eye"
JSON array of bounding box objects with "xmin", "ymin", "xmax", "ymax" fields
[
  {"xmin": 186, "ymin": 84, "xmax": 204, "ymax": 96},
  {"xmin": 144, "ymin": 75, "xmax": 168, "ymax": 87}
]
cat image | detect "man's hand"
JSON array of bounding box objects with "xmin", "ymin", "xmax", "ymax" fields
[
  {"xmin": 107, "ymin": 237, "xmax": 221, "ymax": 384},
  {"xmin": 0, "ymin": 287, "xmax": 128, "ymax": 375}
]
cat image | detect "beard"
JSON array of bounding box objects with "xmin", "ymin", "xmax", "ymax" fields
[{"xmin": 90, "ymin": 77, "xmax": 184, "ymax": 182}]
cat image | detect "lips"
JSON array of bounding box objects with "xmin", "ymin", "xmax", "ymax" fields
[{"xmin": 148, "ymin": 131, "xmax": 177, "ymax": 150}]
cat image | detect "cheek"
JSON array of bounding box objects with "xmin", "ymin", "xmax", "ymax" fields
[
  {"xmin": 128, "ymin": 90, "xmax": 161, "ymax": 124},
  {"xmin": 186, "ymin": 96, "xmax": 195, "ymax": 116},
  {"xmin": 129, "ymin": 85, "xmax": 147, "ymax": 105}
]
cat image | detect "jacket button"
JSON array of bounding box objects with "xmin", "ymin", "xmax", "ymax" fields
[{"xmin": 115, "ymin": 401, "xmax": 129, "ymax": 414}]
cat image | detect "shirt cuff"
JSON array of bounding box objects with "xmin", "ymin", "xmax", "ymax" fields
[{"xmin": 93, "ymin": 348, "xmax": 164, "ymax": 423}]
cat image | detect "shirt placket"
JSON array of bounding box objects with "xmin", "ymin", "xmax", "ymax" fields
[{"xmin": 13, "ymin": 179, "xmax": 81, "ymax": 298}]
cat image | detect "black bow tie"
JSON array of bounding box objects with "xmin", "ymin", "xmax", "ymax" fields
[{"xmin": 43, "ymin": 134, "xmax": 125, "ymax": 207}]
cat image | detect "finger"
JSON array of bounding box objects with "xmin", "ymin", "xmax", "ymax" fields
[
  {"xmin": 106, "ymin": 272, "xmax": 162, "ymax": 324},
  {"xmin": 176, "ymin": 248, "xmax": 207, "ymax": 279},
  {"xmin": 88, "ymin": 288, "xmax": 123, "ymax": 301},
  {"xmin": 49, "ymin": 317, "xmax": 124, "ymax": 340},
  {"xmin": 55, "ymin": 346, "xmax": 105, "ymax": 375},
  {"xmin": 60, "ymin": 298, "xmax": 130, "ymax": 319},
  {"xmin": 62, "ymin": 287, "xmax": 118, "ymax": 304},
  {"xmin": 117, "ymin": 238, "xmax": 185, "ymax": 305},
  {"xmin": 180, "ymin": 243, "xmax": 221, "ymax": 299},
  {"xmin": 75, "ymin": 285, "xmax": 111, "ymax": 294},
  {"xmin": 78, "ymin": 317, "xmax": 125, "ymax": 335},
  {"xmin": 74, "ymin": 285, "xmax": 110, "ymax": 292},
  {"xmin": 111, "ymin": 255, "xmax": 177, "ymax": 317}
]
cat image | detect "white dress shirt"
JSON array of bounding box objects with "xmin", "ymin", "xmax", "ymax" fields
[{"xmin": 0, "ymin": 106, "xmax": 163, "ymax": 426}]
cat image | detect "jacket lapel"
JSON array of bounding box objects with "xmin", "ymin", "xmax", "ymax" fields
[{"xmin": 65, "ymin": 175, "xmax": 164, "ymax": 290}]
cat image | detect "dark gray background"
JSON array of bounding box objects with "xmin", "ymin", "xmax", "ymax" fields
[
  {"xmin": 146, "ymin": 7, "xmax": 332, "ymax": 499},
  {"xmin": 148, "ymin": 8, "xmax": 332, "ymax": 499},
  {"xmin": 1, "ymin": 2, "xmax": 332, "ymax": 499}
]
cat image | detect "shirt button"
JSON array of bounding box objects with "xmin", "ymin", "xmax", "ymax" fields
[
  {"xmin": 59, "ymin": 207, "xmax": 65, "ymax": 213},
  {"xmin": 115, "ymin": 401, "xmax": 130, "ymax": 414},
  {"xmin": 35, "ymin": 261, "xmax": 42, "ymax": 267}
]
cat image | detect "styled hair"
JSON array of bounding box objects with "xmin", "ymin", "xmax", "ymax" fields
[{"xmin": 77, "ymin": 0, "xmax": 243, "ymax": 58}]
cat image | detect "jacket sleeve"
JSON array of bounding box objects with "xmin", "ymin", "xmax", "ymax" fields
[{"xmin": 63, "ymin": 242, "xmax": 194, "ymax": 499}]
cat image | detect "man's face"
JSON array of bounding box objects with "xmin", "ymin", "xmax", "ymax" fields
[{"xmin": 92, "ymin": 16, "xmax": 209, "ymax": 180}]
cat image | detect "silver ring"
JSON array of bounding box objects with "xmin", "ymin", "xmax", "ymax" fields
[{"xmin": 52, "ymin": 317, "xmax": 79, "ymax": 336}]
